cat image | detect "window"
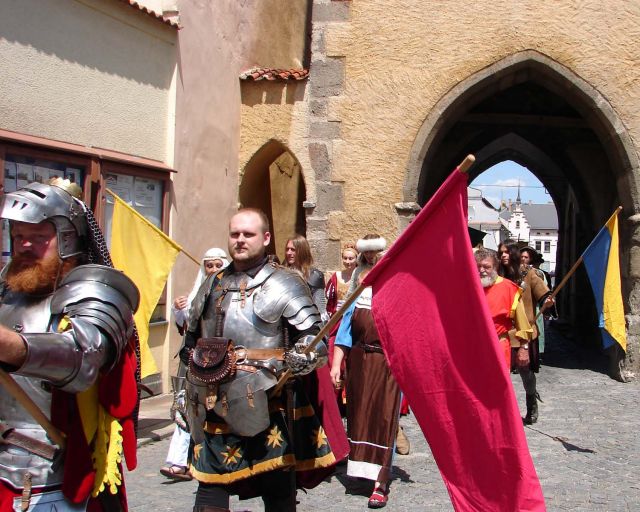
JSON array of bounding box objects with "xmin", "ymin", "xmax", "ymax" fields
[
  {"xmin": 101, "ymin": 165, "xmax": 169, "ymax": 323},
  {"xmin": 103, "ymin": 173, "xmax": 164, "ymax": 243},
  {"xmin": 535, "ymin": 241, "xmax": 542, "ymax": 252},
  {"xmin": 0, "ymin": 132, "xmax": 173, "ymax": 319},
  {"xmin": 544, "ymin": 241, "xmax": 551, "ymax": 253},
  {"xmin": 515, "ymin": 221, "xmax": 520, "ymax": 228}
]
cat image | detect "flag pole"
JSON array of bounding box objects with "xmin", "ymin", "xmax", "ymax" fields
[
  {"xmin": 273, "ymin": 280, "xmax": 367, "ymax": 394},
  {"xmin": 179, "ymin": 250, "xmax": 201, "ymax": 266},
  {"xmin": 535, "ymin": 206, "xmax": 622, "ymax": 320},
  {"xmin": 104, "ymin": 188, "xmax": 200, "ymax": 266},
  {"xmin": 274, "ymin": 155, "xmax": 477, "ymax": 394},
  {"xmin": 457, "ymin": 154, "xmax": 476, "ymax": 174}
]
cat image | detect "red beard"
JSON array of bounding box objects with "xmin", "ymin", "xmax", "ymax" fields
[{"xmin": 5, "ymin": 253, "xmax": 75, "ymax": 294}]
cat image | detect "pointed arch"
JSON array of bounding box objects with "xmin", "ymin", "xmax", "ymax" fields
[
  {"xmin": 405, "ymin": 50, "xmax": 639, "ymax": 211},
  {"xmin": 402, "ymin": 50, "xmax": 640, "ymax": 378},
  {"xmin": 240, "ymin": 139, "xmax": 307, "ymax": 259}
]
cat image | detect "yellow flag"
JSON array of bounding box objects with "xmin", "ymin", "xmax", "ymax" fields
[{"xmin": 108, "ymin": 190, "xmax": 181, "ymax": 378}]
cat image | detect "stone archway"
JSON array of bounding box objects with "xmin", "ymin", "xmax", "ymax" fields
[
  {"xmin": 239, "ymin": 140, "xmax": 307, "ymax": 261},
  {"xmin": 402, "ymin": 50, "xmax": 640, "ymax": 379}
]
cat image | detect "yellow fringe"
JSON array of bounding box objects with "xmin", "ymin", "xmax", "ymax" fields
[
  {"xmin": 64, "ymin": 317, "xmax": 124, "ymax": 498},
  {"xmin": 91, "ymin": 406, "xmax": 124, "ymax": 497}
]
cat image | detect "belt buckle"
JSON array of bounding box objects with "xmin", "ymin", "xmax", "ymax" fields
[{"xmin": 234, "ymin": 345, "xmax": 248, "ymax": 364}]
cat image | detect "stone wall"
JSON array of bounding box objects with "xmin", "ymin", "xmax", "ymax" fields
[{"xmin": 237, "ymin": 0, "xmax": 640, "ymax": 375}]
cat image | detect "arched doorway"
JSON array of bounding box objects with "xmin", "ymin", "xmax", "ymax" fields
[
  {"xmin": 239, "ymin": 140, "xmax": 307, "ymax": 261},
  {"xmin": 404, "ymin": 50, "xmax": 640, "ymax": 379}
]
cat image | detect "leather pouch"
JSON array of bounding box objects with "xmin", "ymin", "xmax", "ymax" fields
[{"xmin": 189, "ymin": 337, "xmax": 236, "ymax": 384}]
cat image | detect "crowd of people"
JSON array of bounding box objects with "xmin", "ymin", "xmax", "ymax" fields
[
  {"xmin": 0, "ymin": 176, "xmax": 556, "ymax": 512},
  {"xmin": 476, "ymin": 241, "xmax": 554, "ymax": 425},
  {"xmin": 158, "ymin": 220, "xmax": 557, "ymax": 511},
  {"xmin": 161, "ymin": 225, "xmax": 412, "ymax": 510}
]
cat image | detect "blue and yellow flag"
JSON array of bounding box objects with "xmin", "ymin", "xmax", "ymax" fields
[{"xmin": 582, "ymin": 208, "xmax": 626, "ymax": 351}]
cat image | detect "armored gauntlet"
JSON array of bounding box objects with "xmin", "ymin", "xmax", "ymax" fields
[{"xmin": 284, "ymin": 335, "xmax": 328, "ymax": 375}]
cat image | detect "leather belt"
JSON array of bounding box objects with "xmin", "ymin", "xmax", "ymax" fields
[
  {"xmin": 235, "ymin": 347, "xmax": 285, "ymax": 362},
  {"xmin": 360, "ymin": 343, "xmax": 384, "ymax": 354},
  {"xmin": 236, "ymin": 364, "xmax": 259, "ymax": 373},
  {"xmin": 0, "ymin": 423, "xmax": 57, "ymax": 460}
]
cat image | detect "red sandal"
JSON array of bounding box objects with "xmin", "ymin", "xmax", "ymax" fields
[{"xmin": 368, "ymin": 487, "xmax": 389, "ymax": 509}]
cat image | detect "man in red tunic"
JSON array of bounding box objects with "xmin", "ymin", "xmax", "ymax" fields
[{"xmin": 475, "ymin": 249, "xmax": 533, "ymax": 369}]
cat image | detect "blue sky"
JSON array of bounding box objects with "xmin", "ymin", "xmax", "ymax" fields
[{"xmin": 470, "ymin": 160, "xmax": 554, "ymax": 208}]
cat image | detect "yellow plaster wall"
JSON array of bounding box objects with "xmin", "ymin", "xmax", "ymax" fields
[
  {"xmin": 323, "ymin": 0, "xmax": 640, "ymax": 246},
  {"xmin": 239, "ymin": 82, "xmax": 316, "ymax": 202},
  {"xmin": 243, "ymin": 0, "xmax": 309, "ymax": 69},
  {"xmin": 0, "ymin": 0, "xmax": 177, "ymax": 163}
]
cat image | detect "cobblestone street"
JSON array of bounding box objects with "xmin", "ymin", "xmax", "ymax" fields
[{"xmin": 126, "ymin": 324, "xmax": 640, "ymax": 511}]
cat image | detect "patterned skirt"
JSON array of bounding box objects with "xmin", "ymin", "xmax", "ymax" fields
[{"xmin": 190, "ymin": 379, "xmax": 336, "ymax": 490}]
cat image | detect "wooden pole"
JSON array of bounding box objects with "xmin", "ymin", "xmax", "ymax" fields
[
  {"xmin": 105, "ymin": 188, "xmax": 200, "ymax": 266},
  {"xmin": 0, "ymin": 368, "xmax": 66, "ymax": 450},
  {"xmin": 274, "ymin": 154, "xmax": 476, "ymax": 394},
  {"xmin": 457, "ymin": 154, "xmax": 476, "ymax": 174},
  {"xmin": 273, "ymin": 280, "xmax": 368, "ymax": 395},
  {"xmin": 180, "ymin": 249, "xmax": 201, "ymax": 266},
  {"xmin": 534, "ymin": 206, "xmax": 622, "ymax": 321}
]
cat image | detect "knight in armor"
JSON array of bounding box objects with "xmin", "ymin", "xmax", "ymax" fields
[
  {"xmin": 184, "ymin": 208, "xmax": 347, "ymax": 512},
  {"xmin": 0, "ymin": 180, "xmax": 139, "ymax": 511}
]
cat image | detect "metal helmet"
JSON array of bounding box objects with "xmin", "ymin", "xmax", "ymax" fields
[{"xmin": 0, "ymin": 181, "xmax": 88, "ymax": 259}]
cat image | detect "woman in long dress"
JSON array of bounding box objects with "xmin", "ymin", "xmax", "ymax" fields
[
  {"xmin": 324, "ymin": 243, "xmax": 358, "ymax": 409},
  {"xmin": 330, "ymin": 258, "xmax": 400, "ymax": 509}
]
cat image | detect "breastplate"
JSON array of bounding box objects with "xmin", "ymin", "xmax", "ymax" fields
[
  {"xmin": 0, "ymin": 290, "xmax": 63, "ymax": 489},
  {"xmin": 200, "ymin": 270, "xmax": 284, "ymax": 350}
]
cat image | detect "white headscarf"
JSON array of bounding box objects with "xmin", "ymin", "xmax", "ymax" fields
[{"xmin": 185, "ymin": 247, "xmax": 229, "ymax": 306}]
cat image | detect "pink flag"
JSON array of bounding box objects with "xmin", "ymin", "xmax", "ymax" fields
[{"xmin": 363, "ymin": 168, "xmax": 545, "ymax": 511}]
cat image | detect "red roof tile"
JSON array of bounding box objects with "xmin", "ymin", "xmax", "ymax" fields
[
  {"xmin": 119, "ymin": 0, "xmax": 180, "ymax": 28},
  {"xmin": 240, "ymin": 68, "xmax": 309, "ymax": 81}
]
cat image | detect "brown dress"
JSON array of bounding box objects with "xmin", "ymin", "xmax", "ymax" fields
[{"xmin": 342, "ymin": 299, "xmax": 401, "ymax": 483}]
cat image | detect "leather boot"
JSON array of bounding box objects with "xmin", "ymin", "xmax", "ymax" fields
[
  {"xmin": 523, "ymin": 393, "xmax": 539, "ymax": 425},
  {"xmin": 193, "ymin": 506, "xmax": 229, "ymax": 512},
  {"xmin": 263, "ymin": 493, "xmax": 297, "ymax": 512},
  {"xmin": 395, "ymin": 426, "xmax": 410, "ymax": 455}
]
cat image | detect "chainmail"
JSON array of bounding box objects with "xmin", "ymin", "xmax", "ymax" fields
[
  {"xmin": 77, "ymin": 198, "xmax": 142, "ymax": 432},
  {"xmin": 82, "ymin": 202, "xmax": 113, "ymax": 268}
]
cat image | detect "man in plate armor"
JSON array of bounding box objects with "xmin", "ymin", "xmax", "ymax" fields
[
  {"xmin": 184, "ymin": 208, "xmax": 344, "ymax": 512},
  {"xmin": 0, "ymin": 180, "xmax": 139, "ymax": 511}
]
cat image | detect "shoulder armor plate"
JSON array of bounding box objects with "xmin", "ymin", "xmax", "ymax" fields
[
  {"xmin": 307, "ymin": 268, "xmax": 325, "ymax": 290},
  {"xmin": 52, "ymin": 264, "xmax": 140, "ymax": 314},
  {"xmin": 187, "ymin": 273, "xmax": 217, "ymax": 332},
  {"xmin": 253, "ymin": 268, "xmax": 316, "ymax": 324}
]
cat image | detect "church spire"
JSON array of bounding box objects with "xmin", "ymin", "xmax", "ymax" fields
[{"xmin": 516, "ymin": 181, "xmax": 521, "ymax": 206}]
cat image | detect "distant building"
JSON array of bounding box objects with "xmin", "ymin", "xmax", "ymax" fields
[
  {"xmin": 467, "ymin": 187, "xmax": 507, "ymax": 250},
  {"xmin": 500, "ymin": 190, "xmax": 558, "ymax": 273}
]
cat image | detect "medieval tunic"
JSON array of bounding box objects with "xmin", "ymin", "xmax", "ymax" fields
[
  {"xmin": 516, "ymin": 267, "xmax": 550, "ymax": 372},
  {"xmin": 483, "ymin": 276, "xmax": 533, "ymax": 369},
  {"xmin": 335, "ymin": 287, "xmax": 401, "ymax": 483}
]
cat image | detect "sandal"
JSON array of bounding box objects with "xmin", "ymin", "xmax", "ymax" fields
[
  {"xmin": 368, "ymin": 487, "xmax": 389, "ymax": 509},
  {"xmin": 160, "ymin": 465, "xmax": 193, "ymax": 481}
]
